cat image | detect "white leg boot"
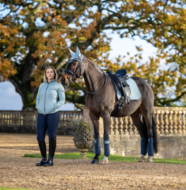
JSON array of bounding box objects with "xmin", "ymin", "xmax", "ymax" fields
[
  {"xmin": 147, "ymin": 156, "xmax": 153, "ymax": 163},
  {"xmin": 101, "ymin": 156, "xmax": 109, "ymax": 165},
  {"xmin": 138, "ymin": 154, "xmax": 146, "ymax": 162}
]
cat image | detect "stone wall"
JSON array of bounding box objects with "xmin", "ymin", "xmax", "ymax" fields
[
  {"xmin": 83, "ymin": 106, "xmax": 186, "ymax": 159},
  {"xmin": 108, "ymin": 134, "xmax": 186, "ymax": 159}
]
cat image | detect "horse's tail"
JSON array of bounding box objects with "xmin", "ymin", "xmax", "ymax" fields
[
  {"xmin": 142, "ymin": 115, "xmax": 158, "ymax": 154},
  {"xmin": 152, "ymin": 115, "xmax": 158, "ymax": 153}
]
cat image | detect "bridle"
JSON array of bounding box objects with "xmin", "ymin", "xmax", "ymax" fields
[
  {"xmin": 63, "ymin": 55, "xmax": 107, "ymax": 95},
  {"xmin": 64, "ymin": 56, "xmax": 84, "ymax": 82}
]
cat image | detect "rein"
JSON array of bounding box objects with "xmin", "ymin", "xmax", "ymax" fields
[{"xmin": 64, "ymin": 56, "xmax": 107, "ymax": 95}]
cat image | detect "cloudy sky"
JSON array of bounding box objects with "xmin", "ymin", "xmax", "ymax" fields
[{"xmin": 0, "ymin": 34, "xmax": 158, "ymax": 111}]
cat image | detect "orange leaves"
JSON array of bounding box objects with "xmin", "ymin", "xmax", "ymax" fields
[
  {"xmin": 29, "ymin": 29, "xmax": 68, "ymax": 87},
  {"xmin": 6, "ymin": 45, "xmax": 14, "ymax": 53},
  {"xmin": 139, "ymin": 65, "xmax": 146, "ymax": 72},
  {"xmin": 76, "ymin": 20, "xmax": 98, "ymax": 41},
  {"xmin": 0, "ymin": 21, "xmax": 24, "ymax": 79},
  {"xmin": 94, "ymin": 12, "xmax": 101, "ymax": 21},
  {"xmin": 0, "ymin": 24, "xmax": 19, "ymax": 42},
  {"xmin": 0, "ymin": 23, "xmax": 25, "ymax": 79},
  {"xmin": 47, "ymin": 15, "xmax": 52, "ymax": 21},
  {"xmin": 55, "ymin": 15, "xmax": 62, "ymax": 22},
  {"xmin": 53, "ymin": 15, "xmax": 67, "ymax": 27},
  {"xmin": 173, "ymin": 72, "xmax": 177, "ymax": 77},
  {"xmin": 31, "ymin": 70, "xmax": 44, "ymax": 88},
  {"xmin": 0, "ymin": 57, "xmax": 17, "ymax": 80},
  {"xmin": 53, "ymin": 10, "xmax": 57, "ymax": 16},
  {"xmin": 43, "ymin": 7, "xmax": 51, "ymax": 14},
  {"xmin": 19, "ymin": 10, "xmax": 25, "ymax": 16},
  {"xmin": 135, "ymin": 46, "xmax": 143, "ymax": 52}
]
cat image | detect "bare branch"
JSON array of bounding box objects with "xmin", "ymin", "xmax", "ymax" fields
[{"xmin": 159, "ymin": 91, "xmax": 186, "ymax": 106}]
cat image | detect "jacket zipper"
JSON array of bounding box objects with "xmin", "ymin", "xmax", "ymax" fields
[{"xmin": 44, "ymin": 82, "xmax": 50, "ymax": 114}]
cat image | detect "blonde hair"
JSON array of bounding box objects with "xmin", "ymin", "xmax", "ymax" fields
[{"xmin": 43, "ymin": 66, "xmax": 58, "ymax": 83}]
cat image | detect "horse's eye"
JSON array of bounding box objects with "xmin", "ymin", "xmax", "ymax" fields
[{"xmin": 73, "ymin": 62, "xmax": 76, "ymax": 66}]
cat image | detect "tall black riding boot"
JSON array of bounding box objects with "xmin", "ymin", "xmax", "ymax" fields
[
  {"xmin": 36, "ymin": 141, "xmax": 47, "ymax": 166},
  {"xmin": 43, "ymin": 136, "xmax": 56, "ymax": 166}
]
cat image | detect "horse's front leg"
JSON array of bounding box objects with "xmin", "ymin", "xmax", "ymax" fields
[
  {"xmin": 101, "ymin": 110, "xmax": 111, "ymax": 165},
  {"xmin": 90, "ymin": 112, "xmax": 100, "ymax": 164}
]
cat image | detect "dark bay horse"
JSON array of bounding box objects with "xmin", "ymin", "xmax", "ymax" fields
[{"xmin": 61, "ymin": 47, "xmax": 158, "ymax": 164}]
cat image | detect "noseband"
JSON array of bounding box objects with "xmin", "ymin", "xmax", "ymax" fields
[{"xmin": 63, "ymin": 55, "xmax": 107, "ymax": 95}]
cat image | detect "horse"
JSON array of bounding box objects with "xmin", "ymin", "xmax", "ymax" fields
[{"xmin": 61, "ymin": 47, "xmax": 158, "ymax": 164}]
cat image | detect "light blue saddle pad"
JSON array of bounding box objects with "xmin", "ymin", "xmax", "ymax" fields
[{"xmin": 113, "ymin": 78, "xmax": 141, "ymax": 101}]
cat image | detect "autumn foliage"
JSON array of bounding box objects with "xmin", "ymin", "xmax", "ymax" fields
[{"xmin": 0, "ymin": 0, "xmax": 186, "ymax": 109}]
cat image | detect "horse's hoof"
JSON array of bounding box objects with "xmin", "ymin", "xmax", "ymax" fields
[
  {"xmin": 91, "ymin": 159, "xmax": 99, "ymax": 164},
  {"xmin": 101, "ymin": 159, "xmax": 109, "ymax": 165},
  {"xmin": 147, "ymin": 157, "xmax": 153, "ymax": 163},
  {"xmin": 138, "ymin": 157, "xmax": 145, "ymax": 163}
]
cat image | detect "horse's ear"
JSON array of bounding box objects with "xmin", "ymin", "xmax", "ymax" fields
[
  {"xmin": 68, "ymin": 48, "xmax": 76, "ymax": 57},
  {"xmin": 76, "ymin": 47, "xmax": 82, "ymax": 57}
]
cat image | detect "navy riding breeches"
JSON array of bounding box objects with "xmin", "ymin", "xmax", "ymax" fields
[{"xmin": 37, "ymin": 111, "xmax": 60, "ymax": 142}]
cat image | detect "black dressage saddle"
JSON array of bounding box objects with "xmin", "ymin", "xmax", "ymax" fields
[{"xmin": 107, "ymin": 69, "xmax": 131, "ymax": 110}]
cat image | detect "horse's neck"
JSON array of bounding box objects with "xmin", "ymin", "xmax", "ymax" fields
[{"xmin": 83, "ymin": 58, "xmax": 104, "ymax": 92}]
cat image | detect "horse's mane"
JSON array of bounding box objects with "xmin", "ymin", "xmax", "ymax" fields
[{"xmin": 84, "ymin": 56, "xmax": 103, "ymax": 73}]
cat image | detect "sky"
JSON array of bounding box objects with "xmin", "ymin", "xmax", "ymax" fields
[{"xmin": 0, "ymin": 33, "xmax": 159, "ymax": 111}]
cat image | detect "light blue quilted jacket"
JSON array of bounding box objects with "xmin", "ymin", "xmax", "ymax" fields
[{"xmin": 35, "ymin": 79, "xmax": 65, "ymax": 114}]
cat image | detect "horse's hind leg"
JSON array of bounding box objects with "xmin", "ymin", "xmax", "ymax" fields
[
  {"xmin": 142, "ymin": 111, "xmax": 154, "ymax": 162},
  {"xmin": 139, "ymin": 102, "xmax": 158, "ymax": 163},
  {"xmin": 131, "ymin": 110, "xmax": 148, "ymax": 162},
  {"xmin": 89, "ymin": 112, "xmax": 101, "ymax": 164}
]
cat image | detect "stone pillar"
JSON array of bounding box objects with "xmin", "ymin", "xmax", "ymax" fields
[
  {"xmin": 154, "ymin": 110, "xmax": 160, "ymax": 135},
  {"xmin": 114, "ymin": 118, "xmax": 119, "ymax": 135},
  {"xmin": 182, "ymin": 110, "xmax": 186, "ymax": 134},
  {"xmin": 128, "ymin": 116, "xmax": 133, "ymax": 135},
  {"xmin": 118, "ymin": 118, "xmax": 124, "ymax": 135},
  {"xmin": 169, "ymin": 110, "xmax": 173, "ymax": 134},
  {"xmin": 173, "ymin": 111, "xmax": 177, "ymax": 134},
  {"xmin": 178, "ymin": 111, "xmax": 182, "ymax": 134},
  {"xmin": 110, "ymin": 117, "xmax": 114, "ymax": 135},
  {"xmin": 160, "ymin": 110, "xmax": 164, "ymax": 134},
  {"xmin": 123, "ymin": 116, "xmax": 129, "ymax": 135},
  {"xmin": 164, "ymin": 111, "xmax": 169, "ymax": 135}
]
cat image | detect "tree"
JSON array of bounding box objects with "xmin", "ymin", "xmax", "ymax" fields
[
  {"xmin": 0, "ymin": 0, "xmax": 185, "ymax": 109},
  {"xmin": 179, "ymin": 95, "xmax": 186, "ymax": 107}
]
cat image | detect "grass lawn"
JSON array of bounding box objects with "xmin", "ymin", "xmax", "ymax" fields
[
  {"xmin": 0, "ymin": 187, "xmax": 34, "ymax": 190},
  {"xmin": 24, "ymin": 152, "xmax": 186, "ymax": 165}
]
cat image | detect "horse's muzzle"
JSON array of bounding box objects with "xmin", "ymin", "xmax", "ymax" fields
[{"xmin": 61, "ymin": 77, "xmax": 68, "ymax": 86}]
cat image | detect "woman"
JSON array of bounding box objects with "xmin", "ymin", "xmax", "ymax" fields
[{"xmin": 35, "ymin": 66, "xmax": 65, "ymax": 166}]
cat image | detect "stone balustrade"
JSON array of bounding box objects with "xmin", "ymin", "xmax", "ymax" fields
[
  {"xmin": 0, "ymin": 110, "xmax": 83, "ymax": 135},
  {"xmin": 154, "ymin": 107, "xmax": 186, "ymax": 135},
  {"xmin": 0, "ymin": 107, "xmax": 185, "ymax": 136},
  {"xmin": 83, "ymin": 106, "xmax": 186, "ymax": 136}
]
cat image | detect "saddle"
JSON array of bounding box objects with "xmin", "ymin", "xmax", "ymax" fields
[{"xmin": 107, "ymin": 69, "xmax": 131, "ymax": 111}]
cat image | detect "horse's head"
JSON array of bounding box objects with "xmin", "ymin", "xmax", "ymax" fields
[{"xmin": 61, "ymin": 47, "xmax": 85, "ymax": 86}]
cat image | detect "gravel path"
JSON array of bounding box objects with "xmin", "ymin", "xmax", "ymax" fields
[{"xmin": 0, "ymin": 133, "xmax": 186, "ymax": 190}]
